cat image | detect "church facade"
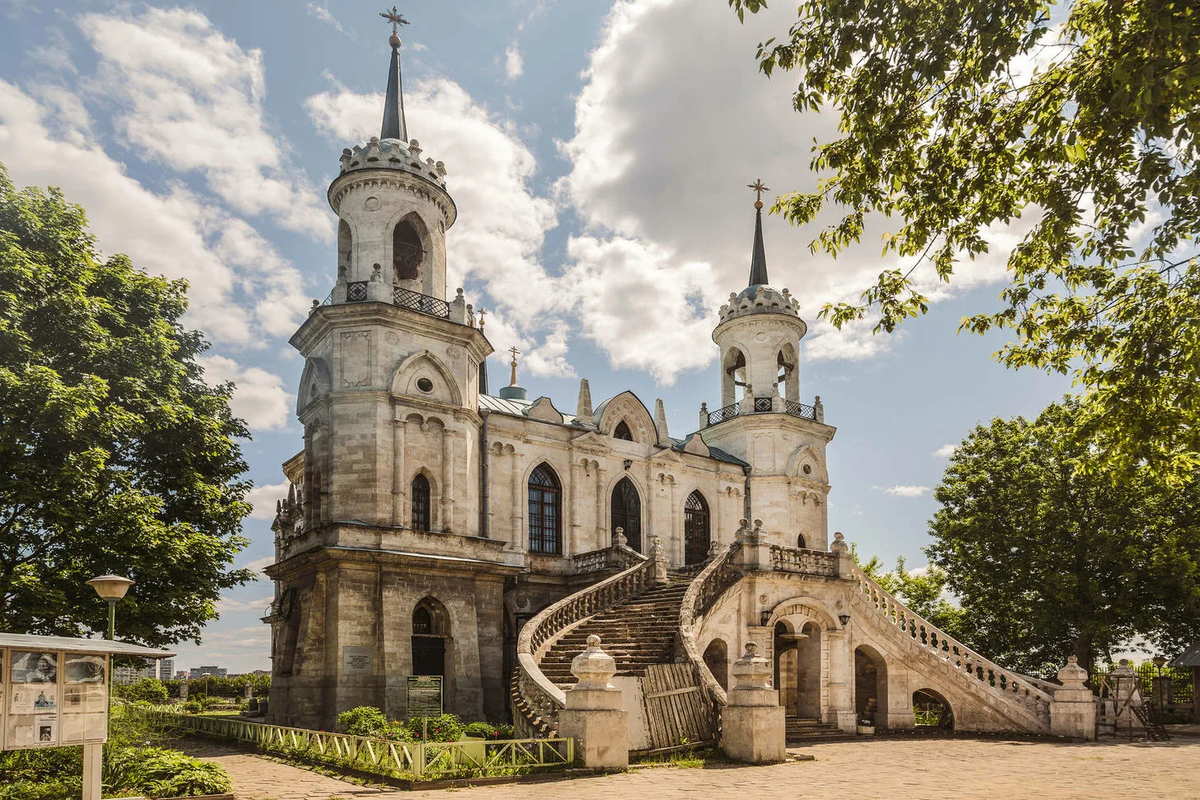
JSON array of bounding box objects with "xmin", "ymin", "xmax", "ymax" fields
[{"xmin": 263, "ymin": 29, "xmax": 833, "ymax": 731}]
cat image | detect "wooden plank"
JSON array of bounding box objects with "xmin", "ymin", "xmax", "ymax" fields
[{"xmin": 645, "ymin": 685, "xmax": 702, "ymax": 700}]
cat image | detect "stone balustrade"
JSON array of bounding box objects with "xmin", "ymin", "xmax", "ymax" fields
[
  {"xmin": 678, "ymin": 540, "xmax": 744, "ymax": 715},
  {"xmin": 514, "ymin": 546, "xmax": 652, "ymax": 736},
  {"xmin": 849, "ymin": 563, "xmax": 1053, "ymax": 730},
  {"xmin": 769, "ymin": 544, "xmax": 838, "ymax": 576}
]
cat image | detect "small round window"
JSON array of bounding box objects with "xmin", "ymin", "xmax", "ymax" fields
[
  {"xmin": 416, "ymin": 377, "xmax": 434, "ymax": 393},
  {"xmin": 803, "ymin": 464, "xmax": 812, "ymax": 475}
]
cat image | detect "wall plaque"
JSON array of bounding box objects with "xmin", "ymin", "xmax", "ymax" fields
[{"xmin": 341, "ymin": 646, "xmax": 374, "ymax": 675}]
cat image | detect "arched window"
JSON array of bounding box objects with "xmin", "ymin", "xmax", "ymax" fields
[
  {"xmin": 613, "ymin": 420, "xmax": 633, "ymax": 441},
  {"xmin": 528, "ymin": 464, "xmax": 562, "ymax": 554},
  {"xmin": 411, "ymin": 473, "xmax": 431, "ymax": 531},
  {"xmin": 611, "ymin": 477, "xmax": 641, "ymax": 552},
  {"xmin": 393, "ymin": 219, "xmax": 424, "ymax": 282},
  {"xmin": 683, "ymin": 490, "xmax": 710, "ymax": 565},
  {"xmin": 796, "ymin": 533, "xmax": 806, "ymax": 549},
  {"xmin": 412, "ymin": 605, "xmax": 433, "ymax": 635},
  {"xmin": 337, "ymin": 219, "xmax": 352, "ymax": 276},
  {"xmin": 411, "ymin": 598, "xmax": 448, "ymax": 677}
]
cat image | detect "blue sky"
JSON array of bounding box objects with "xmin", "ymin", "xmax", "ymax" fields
[{"xmin": 0, "ymin": 0, "xmax": 1072, "ymax": 673}]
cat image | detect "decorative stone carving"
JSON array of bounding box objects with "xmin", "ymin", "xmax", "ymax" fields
[{"xmin": 830, "ymin": 531, "xmax": 849, "ymax": 555}]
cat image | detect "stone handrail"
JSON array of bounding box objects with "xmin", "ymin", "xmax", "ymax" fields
[
  {"xmin": 571, "ymin": 542, "xmax": 643, "ymax": 574},
  {"xmin": 849, "ymin": 563, "xmax": 1053, "ymax": 729},
  {"xmin": 769, "ymin": 544, "xmax": 838, "ymax": 576},
  {"xmin": 515, "ymin": 546, "xmax": 651, "ymax": 736},
  {"xmin": 679, "ymin": 540, "xmax": 744, "ymax": 710}
]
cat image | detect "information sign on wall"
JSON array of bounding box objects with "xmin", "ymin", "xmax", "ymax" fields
[
  {"xmin": 342, "ymin": 646, "xmax": 374, "ymax": 675},
  {"xmin": 406, "ymin": 675, "xmax": 443, "ymax": 717}
]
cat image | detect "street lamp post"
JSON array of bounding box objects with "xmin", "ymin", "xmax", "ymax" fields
[{"xmin": 86, "ymin": 575, "xmax": 135, "ymax": 640}]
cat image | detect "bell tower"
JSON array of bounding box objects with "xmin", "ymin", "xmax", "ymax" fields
[{"xmin": 699, "ymin": 180, "xmax": 834, "ymax": 549}]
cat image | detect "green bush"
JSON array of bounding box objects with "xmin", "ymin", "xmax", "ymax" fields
[
  {"xmin": 134, "ymin": 749, "xmax": 233, "ymax": 798},
  {"xmin": 182, "ymin": 700, "xmax": 203, "ymax": 714},
  {"xmin": 337, "ymin": 705, "xmax": 388, "ymax": 737},
  {"xmin": 462, "ymin": 721, "xmax": 517, "ymax": 740},
  {"xmin": 382, "ymin": 720, "xmax": 414, "ymax": 741},
  {"xmin": 407, "ymin": 713, "xmax": 463, "ymax": 742},
  {"xmin": 114, "ymin": 677, "xmax": 169, "ymax": 704}
]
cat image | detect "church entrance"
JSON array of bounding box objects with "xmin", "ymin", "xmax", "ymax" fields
[
  {"xmin": 411, "ymin": 598, "xmax": 448, "ymax": 678},
  {"xmin": 611, "ymin": 477, "xmax": 641, "ymax": 552},
  {"xmin": 683, "ymin": 490, "xmax": 710, "ymax": 566},
  {"xmin": 775, "ymin": 621, "xmax": 823, "ymax": 718}
]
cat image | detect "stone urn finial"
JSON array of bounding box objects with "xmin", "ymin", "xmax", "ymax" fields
[
  {"xmin": 735, "ymin": 519, "xmax": 751, "ymax": 540},
  {"xmin": 730, "ymin": 641, "xmax": 773, "ymax": 693},
  {"xmin": 613, "ymin": 527, "xmax": 627, "ymax": 548},
  {"xmin": 650, "ymin": 535, "xmax": 665, "ymax": 559},
  {"xmin": 570, "ymin": 634, "xmax": 618, "ymax": 691},
  {"xmin": 830, "ymin": 531, "xmax": 849, "ymax": 555},
  {"xmin": 1057, "ymin": 655, "xmax": 1089, "ymax": 689},
  {"xmin": 707, "ymin": 540, "xmax": 722, "ymax": 559}
]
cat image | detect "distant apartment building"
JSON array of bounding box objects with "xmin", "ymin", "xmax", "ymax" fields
[
  {"xmin": 156, "ymin": 658, "xmax": 174, "ymax": 680},
  {"xmin": 189, "ymin": 665, "xmax": 228, "ymax": 678},
  {"xmin": 113, "ymin": 659, "xmax": 155, "ymax": 685}
]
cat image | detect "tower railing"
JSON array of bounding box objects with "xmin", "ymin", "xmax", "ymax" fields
[
  {"xmin": 704, "ymin": 398, "xmax": 819, "ymax": 427},
  {"xmin": 393, "ymin": 286, "xmax": 450, "ymax": 318}
]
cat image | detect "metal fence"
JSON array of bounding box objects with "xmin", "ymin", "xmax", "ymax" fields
[{"xmin": 130, "ymin": 707, "xmax": 574, "ymax": 780}]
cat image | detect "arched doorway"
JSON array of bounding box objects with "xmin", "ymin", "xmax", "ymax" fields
[
  {"xmin": 855, "ymin": 645, "xmax": 888, "ymax": 727},
  {"xmin": 774, "ymin": 620, "xmax": 823, "ymax": 718},
  {"xmin": 702, "ymin": 639, "xmax": 728, "ymax": 691},
  {"xmin": 411, "ymin": 597, "xmax": 448, "ymax": 678},
  {"xmin": 611, "ymin": 477, "xmax": 641, "ymax": 551},
  {"xmin": 683, "ymin": 490, "xmax": 710, "ymax": 565},
  {"xmin": 913, "ymin": 688, "xmax": 954, "ymax": 730}
]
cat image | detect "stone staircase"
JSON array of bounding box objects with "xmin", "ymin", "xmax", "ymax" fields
[
  {"xmin": 785, "ymin": 716, "xmax": 854, "ymax": 745},
  {"xmin": 537, "ymin": 579, "xmax": 689, "ymax": 688}
]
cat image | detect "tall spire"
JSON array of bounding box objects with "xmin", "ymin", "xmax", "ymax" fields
[
  {"xmin": 380, "ymin": 6, "xmax": 410, "ymax": 142},
  {"xmin": 747, "ymin": 179, "xmax": 770, "ymax": 286}
]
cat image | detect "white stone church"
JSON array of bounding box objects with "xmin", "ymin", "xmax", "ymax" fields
[{"xmin": 265, "ymin": 25, "xmax": 1094, "ymax": 749}]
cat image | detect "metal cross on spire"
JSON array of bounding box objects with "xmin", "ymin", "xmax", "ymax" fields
[
  {"xmin": 747, "ymin": 179, "xmax": 769, "ymax": 209},
  {"xmin": 508, "ymin": 346, "xmax": 521, "ymax": 387},
  {"xmin": 380, "ymin": 6, "xmax": 409, "ymax": 36}
]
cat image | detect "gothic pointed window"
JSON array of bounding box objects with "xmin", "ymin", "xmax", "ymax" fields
[
  {"xmin": 796, "ymin": 533, "xmax": 806, "ymax": 549},
  {"xmin": 528, "ymin": 463, "xmax": 562, "ymax": 554},
  {"xmin": 393, "ymin": 219, "xmax": 425, "ymax": 283},
  {"xmin": 683, "ymin": 490, "xmax": 710, "ymax": 566},
  {"xmin": 411, "ymin": 473, "xmax": 431, "ymax": 531},
  {"xmin": 337, "ymin": 219, "xmax": 352, "ymax": 277},
  {"xmin": 613, "ymin": 420, "xmax": 633, "ymax": 441},
  {"xmin": 611, "ymin": 477, "xmax": 641, "ymax": 552}
]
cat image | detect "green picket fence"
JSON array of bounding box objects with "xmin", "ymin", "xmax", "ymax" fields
[{"xmin": 131, "ymin": 707, "xmax": 574, "ymax": 780}]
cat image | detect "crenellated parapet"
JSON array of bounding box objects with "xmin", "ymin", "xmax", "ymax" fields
[
  {"xmin": 718, "ymin": 284, "xmax": 802, "ymax": 325},
  {"xmin": 339, "ymin": 136, "xmax": 447, "ymax": 188}
]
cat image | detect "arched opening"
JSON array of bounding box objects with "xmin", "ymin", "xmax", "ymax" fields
[
  {"xmin": 722, "ymin": 348, "xmax": 748, "ymax": 407},
  {"xmin": 611, "ymin": 477, "xmax": 641, "ymax": 552},
  {"xmin": 855, "ymin": 645, "xmax": 888, "ymax": 728},
  {"xmin": 411, "ymin": 597, "xmax": 449, "ymax": 678},
  {"xmin": 777, "ymin": 344, "xmax": 799, "ymax": 402},
  {"xmin": 775, "ymin": 620, "xmax": 823, "ymax": 718},
  {"xmin": 337, "ymin": 219, "xmax": 352, "ymax": 277},
  {"xmin": 392, "ymin": 219, "xmax": 425, "ymax": 284},
  {"xmin": 528, "ymin": 463, "xmax": 562, "ymax": 555},
  {"xmin": 796, "ymin": 533, "xmax": 806, "ymax": 549},
  {"xmin": 613, "ymin": 420, "xmax": 633, "ymax": 441},
  {"xmin": 411, "ymin": 473, "xmax": 431, "ymax": 531},
  {"xmin": 683, "ymin": 490, "xmax": 710, "ymax": 565},
  {"xmin": 703, "ymin": 639, "xmax": 728, "ymax": 692},
  {"xmin": 913, "ymin": 688, "xmax": 954, "ymax": 730}
]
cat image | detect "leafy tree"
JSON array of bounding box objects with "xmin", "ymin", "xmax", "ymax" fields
[
  {"xmin": 730, "ymin": 0, "xmax": 1200, "ymax": 480},
  {"xmin": 926, "ymin": 398, "xmax": 1200, "ymax": 675},
  {"xmin": 0, "ymin": 164, "xmax": 252, "ymax": 646}
]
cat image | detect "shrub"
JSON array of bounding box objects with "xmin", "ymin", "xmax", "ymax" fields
[
  {"xmin": 463, "ymin": 721, "xmax": 495, "ymax": 738},
  {"xmin": 407, "ymin": 713, "xmax": 462, "ymax": 742},
  {"xmin": 182, "ymin": 700, "xmax": 202, "ymax": 714},
  {"xmin": 128, "ymin": 748, "xmax": 233, "ymax": 798},
  {"xmin": 382, "ymin": 720, "xmax": 413, "ymax": 742},
  {"xmin": 337, "ymin": 706, "xmax": 388, "ymax": 737},
  {"xmin": 114, "ymin": 677, "xmax": 169, "ymax": 704}
]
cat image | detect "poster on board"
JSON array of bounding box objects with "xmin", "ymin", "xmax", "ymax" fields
[{"xmin": 10, "ymin": 651, "xmax": 58, "ymax": 684}]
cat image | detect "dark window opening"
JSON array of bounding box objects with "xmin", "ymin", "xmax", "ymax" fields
[
  {"xmin": 614, "ymin": 420, "xmax": 633, "ymax": 441},
  {"xmin": 393, "ymin": 220, "xmax": 425, "ymax": 282},
  {"xmin": 528, "ymin": 463, "xmax": 562, "ymax": 554},
  {"xmin": 611, "ymin": 477, "xmax": 641, "ymax": 552},
  {"xmin": 411, "ymin": 473, "xmax": 431, "ymax": 531}
]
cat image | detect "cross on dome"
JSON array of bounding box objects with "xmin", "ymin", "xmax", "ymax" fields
[{"xmin": 379, "ymin": 7, "xmax": 410, "ymax": 141}]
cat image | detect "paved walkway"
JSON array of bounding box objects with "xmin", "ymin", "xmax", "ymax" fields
[{"xmin": 181, "ymin": 736, "xmax": 1200, "ymax": 800}]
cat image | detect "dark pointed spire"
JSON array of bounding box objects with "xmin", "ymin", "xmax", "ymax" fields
[
  {"xmin": 379, "ymin": 7, "xmax": 410, "ymax": 141},
  {"xmin": 747, "ymin": 179, "xmax": 769, "ymax": 286}
]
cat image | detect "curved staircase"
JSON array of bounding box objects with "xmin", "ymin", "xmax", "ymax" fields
[{"xmin": 537, "ymin": 580, "xmax": 688, "ymax": 687}]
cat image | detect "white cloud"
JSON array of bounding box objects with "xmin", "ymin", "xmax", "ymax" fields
[
  {"xmin": 305, "ymin": 76, "xmax": 568, "ymax": 376},
  {"xmin": 199, "ymin": 355, "xmax": 293, "ymax": 433},
  {"xmin": 505, "ymin": 43, "xmax": 524, "ymax": 81},
  {"xmin": 215, "ymin": 594, "xmax": 274, "ymax": 614},
  {"xmin": 80, "ymin": 8, "xmax": 331, "ymax": 240},
  {"xmin": 878, "ymin": 485, "xmax": 932, "ymax": 498},
  {"xmin": 239, "ymin": 556, "xmax": 275, "ymax": 578},
  {"xmin": 246, "ymin": 481, "xmax": 290, "ymax": 521},
  {"xmin": 556, "ymin": 0, "xmax": 1021, "ymax": 382},
  {"xmin": 932, "ymin": 443, "xmax": 959, "ymax": 458},
  {"xmin": 306, "ymin": 3, "xmax": 353, "ymax": 38}
]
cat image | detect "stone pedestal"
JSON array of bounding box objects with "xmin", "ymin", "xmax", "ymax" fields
[
  {"xmin": 1050, "ymin": 656, "xmax": 1096, "ymax": 740},
  {"xmin": 649, "ymin": 536, "xmax": 669, "ymax": 585},
  {"xmin": 721, "ymin": 643, "xmax": 786, "ymax": 764},
  {"xmin": 557, "ymin": 635, "xmax": 629, "ymax": 769},
  {"xmin": 736, "ymin": 519, "xmax": 772, "ymax": 571}
]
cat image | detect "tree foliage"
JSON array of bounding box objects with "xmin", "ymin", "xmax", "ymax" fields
[
  {"xmin": 926, "ymin": 398, "xmax": 1200, "ymax": 675},
  {"xmin": 853, "ymin": 548, "xmax": 964, "ymax": 637},
  {"xmin": 730, "ymin": 0, "xmax": 1200, "ymax": 480},
  {"xmin": 0, "ymin": 164, "xmax": 252, "ymax": 646}
]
